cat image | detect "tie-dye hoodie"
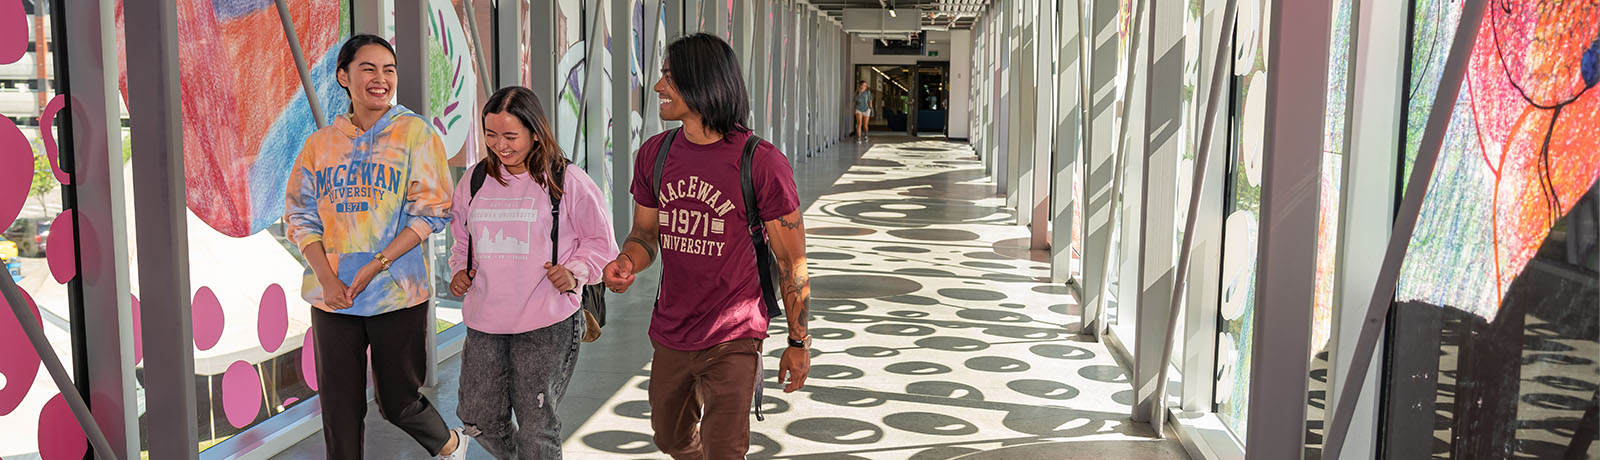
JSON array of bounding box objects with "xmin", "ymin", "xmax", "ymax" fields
[{"xmin": 283, "ymin": 105, "xmax": 453, "ymax": 316}]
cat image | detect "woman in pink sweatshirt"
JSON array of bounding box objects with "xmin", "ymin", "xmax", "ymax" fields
[{"xmin": 447, "ymin": 86, "xmax": 618, "ymax": 459}]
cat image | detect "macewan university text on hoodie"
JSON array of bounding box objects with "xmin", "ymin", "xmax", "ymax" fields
[
  {"xmin": 446, "ymin": 163, "xmax": 618, "ymax": 334},
  {"xmin": 284, "ymin": 105, "xmax": 453, "ymax": 317}
]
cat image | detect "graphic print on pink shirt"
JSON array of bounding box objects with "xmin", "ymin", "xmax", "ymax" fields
[{"xmin": 471, "ymin": 196, "xmax": 539, "ymax": 262}]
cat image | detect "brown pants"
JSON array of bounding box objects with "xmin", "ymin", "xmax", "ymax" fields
[{"xmin": 649, "ymin": 338, "xmax": 762, "ymax": 460}]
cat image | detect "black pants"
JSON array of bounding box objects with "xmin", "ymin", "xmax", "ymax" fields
[{"xmin": 312, "ymin": 303, "xmax": 450, "ymax": 459}]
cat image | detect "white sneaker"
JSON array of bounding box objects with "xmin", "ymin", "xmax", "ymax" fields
[{"xmin": 438, "ymin": 427, "xmax": 472, "ymax": 459}]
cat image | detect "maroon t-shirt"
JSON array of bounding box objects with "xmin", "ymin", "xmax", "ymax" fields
[{"xmin": 631, "ymin": 128, "xmax": 799, "ymax": 351}]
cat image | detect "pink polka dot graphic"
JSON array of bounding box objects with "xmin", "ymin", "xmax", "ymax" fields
[
  {"xmin": 0, "ymin": 287, "xmax": 42, "ymax": 416},
  {"xmin": 257, "ymin": 284, "xmax": 287, "ymax": 353},
  {"xmin": 131, "ymin": 294, "xmax": 143, "ymax": 364},
  {"xmin": 221, "ymin": 360, "xmax": 262, "ymax": 429},
  {"xmin": 192, "ymin": 287, "xmax": 225, "ymax": 351},
  {"xmin": 301, "ymin": 328, "xmax": 317, "ymax": 391},
  {"xmin": 0, "ymin": 115, "xmax": 32, "ymax": 229},
  {"xmin": 46, "ymin": 210, "xmax": 75, "ymax": 283},
  {"xmin": 0, "ymin": 0, "xmax": 25, "ymax": 64},
  {"xmin": 39, "ymin": 95, "xmax": 69, "ymax": 185},
  {"xmin": 37, "ymin": 393, "xmax": 87, "ymax": 460}
]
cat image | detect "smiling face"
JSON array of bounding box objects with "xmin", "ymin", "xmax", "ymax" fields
[
  {"xmin": 654, "ymin": 66, "xmax": 691, "ymax": 121},
  {"xmin": 859, "ymin": 82, "xmax": 868, "ymax": 92},
  {"xmin": 337, "ymin": 44, "xmax": 396, "ymax": 113},
  {"xmin": 483, "ymin": 111, "xmax": 535, "ymax": 170}
]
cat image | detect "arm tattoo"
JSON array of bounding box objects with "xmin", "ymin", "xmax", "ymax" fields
[
  {"xmin": 779, "ymin": 262, "xmax": 811, "ymax": 333},
  {"xmin": 625, "ymin": 235, "xmax": 657, "ymax": 265},
  {"xmin": 777, "ymin": 215, "xmax": 802, "ymax": 231}
]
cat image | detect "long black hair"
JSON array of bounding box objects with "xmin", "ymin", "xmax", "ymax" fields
[
  {"xmin": 482, "ymin": 87, "xmax": 569, "ymax": 198},
  {"xmin": 664, "ymin": 33, "xmax": 749, "ymax": 135},
  {"xmin": 335, "ymin": 34, "xmax": 397, "ymax": 109}
]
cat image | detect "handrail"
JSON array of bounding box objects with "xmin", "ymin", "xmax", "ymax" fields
[{"xmin": 0, "ymin": 271, "xmax": 118, "ymax": 459}]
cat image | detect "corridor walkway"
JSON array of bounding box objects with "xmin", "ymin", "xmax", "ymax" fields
[{"xmin": 274, "ymin": 136, "xmax": 1190, "ymax": 459}]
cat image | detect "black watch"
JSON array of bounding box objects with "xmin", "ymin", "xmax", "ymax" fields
[{"xmin": 787, "ymin": 335, "xmax": 811, "ymax": 349}]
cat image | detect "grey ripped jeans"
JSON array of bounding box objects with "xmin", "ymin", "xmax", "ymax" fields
[{"xmin": 457, "ymin": 309, "xmax": 583, "ymax": 459}]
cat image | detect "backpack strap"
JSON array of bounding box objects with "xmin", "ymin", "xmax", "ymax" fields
[
  {"xmin": 548, "ymin": 160, "xmax": 575, "ymax": 294},
  {"xmin": 739, "ymin": 135, "xmax": 783, "ymax": 319},
  {"xmin": 652, "ymin": 128, "xmax": 679, "ymax": 202},
  {"xmin": 465, "ymin": 161, "xmax": 490, "ymax": 277}
]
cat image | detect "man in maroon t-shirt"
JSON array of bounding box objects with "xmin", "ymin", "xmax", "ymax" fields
[{"xmin": 602, "ymin": 33, "xmax": 812, "ymax": 460}]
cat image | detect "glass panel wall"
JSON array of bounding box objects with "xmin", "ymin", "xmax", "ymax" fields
[
  {"xmin": 1383, "ymin": 1, "xmax": 1600, "ymax": 458},
  {"xmin": 0, "ymin": 1, "xmax": 88, "ymax": 457},
  {"xmin": 1216, "ymin": 0, "xmax": 1270, "ymax": 441}
]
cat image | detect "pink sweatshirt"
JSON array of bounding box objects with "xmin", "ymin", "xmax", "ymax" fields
[{"xmin": 447, "ymin": 163, "xmax": 618, "ymax": 334}]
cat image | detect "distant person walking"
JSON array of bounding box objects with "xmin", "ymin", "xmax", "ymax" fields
[
  {"xmin": 283, "ymin": 34, "xmax": 468, "ymax": 460},
  {"xmin": 854, "ymin": 80, "xmax": 873, "ymax": 142},
  {"xmin": 603, "ymin": 33, "xmax": 813, "ymax": 460}
]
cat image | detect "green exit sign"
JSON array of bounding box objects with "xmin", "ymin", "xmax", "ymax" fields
[{"xmin": 928, "ymin": 50, "xmax": 939, "ymax": 57}]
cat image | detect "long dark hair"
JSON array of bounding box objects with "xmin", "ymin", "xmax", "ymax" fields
[
  {"xmin": 481, "ymin": 87, "xmax": 568, "ymax": 198},
  {"xmin": 664, "ymin": 33, "xmax": 749, "ymax": 136},
  {"xmin": 335, "ymin": 34, "xmax": 396, "ymax": 111}
]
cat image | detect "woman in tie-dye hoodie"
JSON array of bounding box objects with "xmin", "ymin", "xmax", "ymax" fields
[{"xmin": 283, "ymin": 34, "xmax": 469, "ymax": 460}]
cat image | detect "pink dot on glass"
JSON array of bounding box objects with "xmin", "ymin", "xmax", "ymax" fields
[
  {"xmin": 221, "ymin": 360, "xmax": 262, "ymax": 429},
  {"xmin": 37, "ymin": 393, "xmax": 87, "ymax": 460},
  {"xmin": 192, "ymin": 287, "xmax": 225, "ymax": 351},
  {"xmin": 0, "ymin": 0, "xmax": 25, "ymax": 64},
  {"xmin": 301, "ymin": 329, "xmax": 317, "ymax": 391},
  {"xmin": 283, "ymin": 397, "xmax": 300, "ymax": 406},
  {"xmin": 131, "ymin": 294, "xmax": 143, "ymax": 364},
  {"xmin": 258, "ymin": 284, "xmax": 288, "ymax": 353},
  {"xmin": 0, "ymin": 115, "xmax": 32, "ymax": 229},
  {"xmin": 0, "ymin": 287, "xmax": 41, "ymax": 416},
  {"xmin": 46, "ymin": 210, "xmax": 76, "ymax": 283}
]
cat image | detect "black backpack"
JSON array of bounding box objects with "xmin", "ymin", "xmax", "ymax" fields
[
  {"xmin": 650, "ymin": 128, "xmax": 782, "ymax": 319},
  {"xmin": 465, "ymin": 160, "xmax": 607, "ymax": 341}
]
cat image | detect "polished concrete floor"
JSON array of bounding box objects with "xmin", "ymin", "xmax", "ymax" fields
[{"xmin": 274, "ymin": 135, "xmax": 1190, "ymax": 459}]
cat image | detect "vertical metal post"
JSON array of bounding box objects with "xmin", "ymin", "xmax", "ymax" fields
[
  {"xmin": 1050, "ymin": 0, "xmax": 1085, "ymax": 283},
  {"xmin": 1081, "ymin": 0, "xmax": 1123, "ymax": 339},
  {"xmin": 1029, "ymin": 0, "xmax": 1053, "ymax": 249},
  {"xmin": 1000, "ymin": 0, "xmax": 1017, "ymax": 198},
  {"xmin": 394, "ymin": 0, "xmax": 435, "ymax": 386},
  {"xmin": 585, "ymin": 1, "xmax": 606, "ymax": 184},
  {"xmin": 530, "ymin": 0, "xmax": 558, "ymax": 121},
  {"xmin": 1132, "ymin": 0, "xmax": 1183, "ymax": 425},
  {"xmin": 496, "ymin": 0, "xmax": 523, "ymax": 88},
  {"xmin": 59, "ymin": 0, "xmax": 140, "ymax": 456},
  {"xmin": 749, "ymin": 0, "xmax": 767, "ymax": 137},
  {"xmin": 642, "ymin": 0, "xmax": 663, "ymax": 134},
  {"xmin": 352, "ymin": 0, "xmax": 385, "ymax": 34},
  {"xmin": 125, "ymin": 0, "xmax": 200, "ymax": 456},
  {"xmin": 1322, "ymin": 0, "xmax": 1404, "ymax": 453},
  {"xmin": 612, "ymin": 0, "xmax": 633, "ymax": 243},
  {"xmin": 1243, "ymin": 0, "xmax": 1335, "ymax": 456}
]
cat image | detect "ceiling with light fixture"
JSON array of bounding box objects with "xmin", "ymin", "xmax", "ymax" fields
[{"xmin": 807, "ymin": 0, "xmax": 989, "ymax": 30}]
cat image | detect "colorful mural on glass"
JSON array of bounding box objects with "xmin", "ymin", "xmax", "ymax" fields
[
  {"xmin": 114, "ymin": 0, "xmax": 351, "ymax": 238},
  {"xmin": 1395, "ymin": 0, "xmax": 1600, "ymax": 320},
  {"xmin": 1216, "ymin": 0, "xmax": 1272, "ymax": 441}
]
